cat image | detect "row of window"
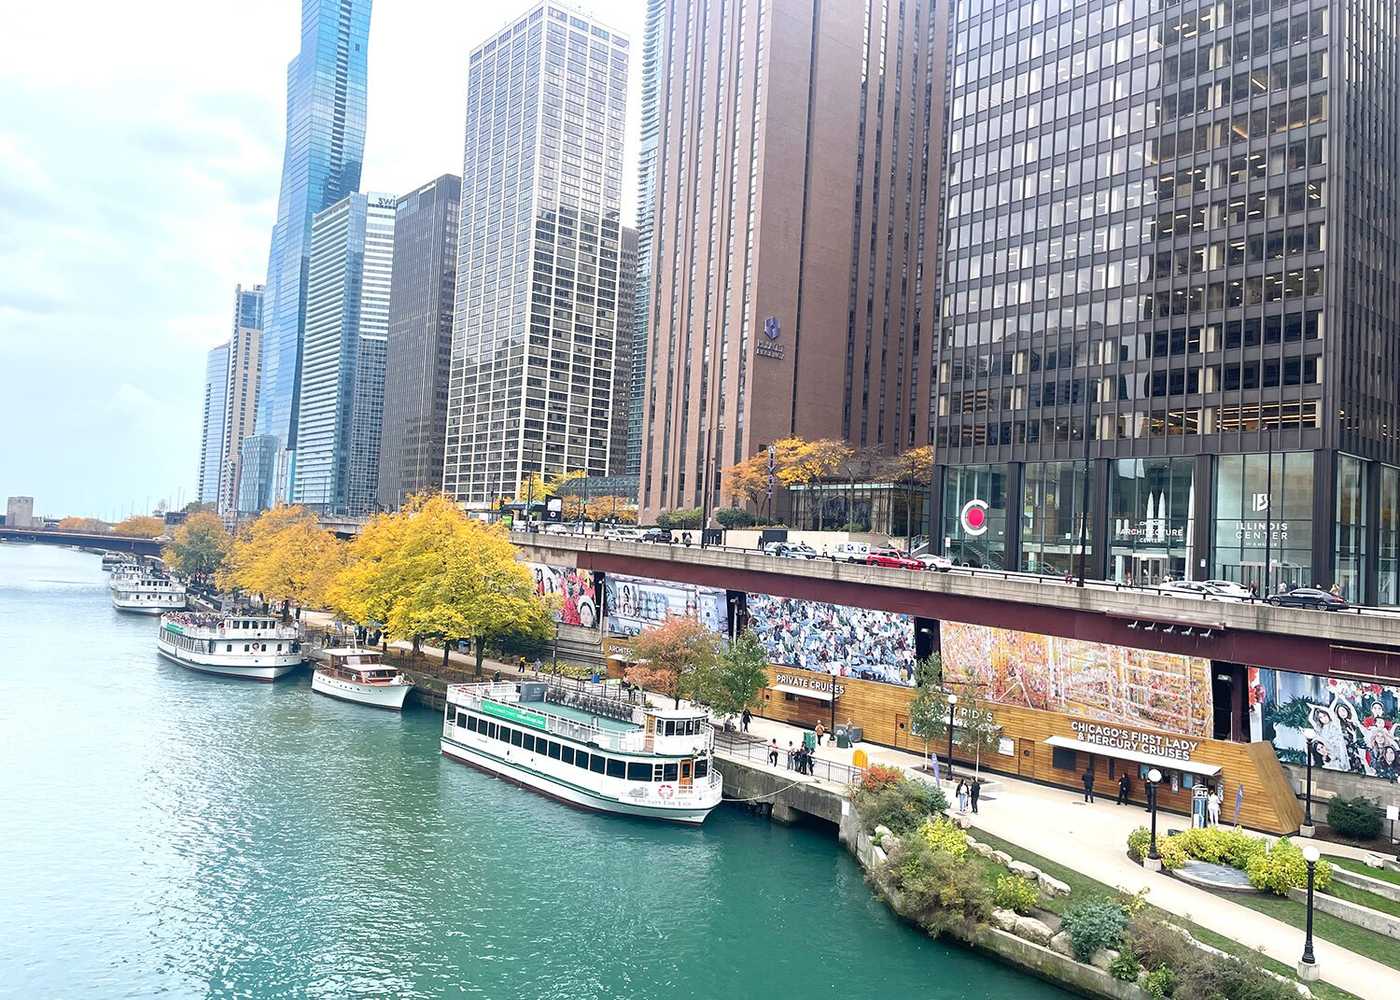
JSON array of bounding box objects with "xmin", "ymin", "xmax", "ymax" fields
[{"xmin": 447, "ymin": 708, "xmax": 709, "ymax": 782}]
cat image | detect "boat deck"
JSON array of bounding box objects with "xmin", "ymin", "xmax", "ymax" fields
[{"xmin": 518, "ymin": 698, "xmax": 639, "ymax": 733}]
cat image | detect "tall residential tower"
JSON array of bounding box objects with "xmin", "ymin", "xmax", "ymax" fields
[
  {"xmin": 217, "ymin": 284, "xmax": 264, "ymax": 515},
  {"xmin": 442, "ymin": 3, "xmax": 630, "ymax": 506},
  {"xmin": 197, "ymin": 343, "xmax": 230, "ymax": 506}
]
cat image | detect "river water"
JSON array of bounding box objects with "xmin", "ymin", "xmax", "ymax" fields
[{"xmin": 0, "ymin": 544, "xmax": 1067, "ymax": 999}]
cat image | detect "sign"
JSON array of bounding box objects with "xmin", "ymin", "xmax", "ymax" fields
[
  {"xmin": 756, "ymin": 316, "xmax": 785, "ymax": 360},
  {"xmin": 1252, "ymin": 492, "xmax": 1271, "ymax": 513},
  {"xmin": 960, "ymin": 498, "xmax": 989, "ymax": 536},
  {"xmin": 774, "ymin": 671, "xmax": 846, "ymax": 699},
  {"xmin": 481, "ymin": 699, "xmax": 549, "ymax": 730},
  {"xmin": 1069, "ymin": 720, "xmax": 1200, "ymax": 762},
  {"xmin": 1235, "ymin": 520, "xmax": 1288, "ymax": 544}
]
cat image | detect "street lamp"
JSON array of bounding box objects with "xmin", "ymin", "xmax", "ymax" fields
[
  {"xmin": 946, "ymin": 693, "xmax": 960, "ymax": 772},
  {"xmin": 1298, "ymin": 844, "xmax": 1321, "ymax": 980},
  {"xmin": 1301, "ymin": 727, "xmax": 1318, "ymax": 837},
  {"xmin": 1145, "ymin": 768, "xmax": 1164, "ymax": 872}
]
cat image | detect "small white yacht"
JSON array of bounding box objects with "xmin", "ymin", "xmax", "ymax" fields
[
  {"xmin": 441, "ymin": 680, "xmax": 722, "ymax": 824},
  {"xmin": 112, "ymin": 571, "xmax": 186, "ymax": 613},
  {"xmin": 312, "ymin": 648, "xmax": 412, "ymax": 711},
  {"xmin": 157, "ymin": 612, "xmax": 304, "ymax": 681}
]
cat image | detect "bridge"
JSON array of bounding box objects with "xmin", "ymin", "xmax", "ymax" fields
[
  {"xmin": 512, "ymin": 532, "xmax": 1400, "ymax": 683},
  {"xmin": 0, "ymin": 527, "xmax": 163, "ymax": 556}
]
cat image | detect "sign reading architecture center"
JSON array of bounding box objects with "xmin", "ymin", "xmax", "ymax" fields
[{"xmin": 1068, "ymin": 720, "xmax": 1200, "ymax": 762}]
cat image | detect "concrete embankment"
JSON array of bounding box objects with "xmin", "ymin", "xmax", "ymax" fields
[{"xmin": 717, "ymin": 756, "xmax": 848, "ymax": 825}]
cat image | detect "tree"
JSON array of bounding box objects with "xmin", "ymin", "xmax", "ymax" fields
[
  {"xmin": 907, "ymin": 653, "xmax": 950, "ymax": 764},
  {"xmin": 514, "ymin": 470, "xmax": 584, "ymax": 504},
  {"xmin": 163, "ymin": 511, "xmax": 231, "ymax": 584},
  {"xmin": 217, "ymin": 506, "xmax": 345, "ymax": 613},
  {"xmin": 556, "ymin": 493, "xmax": 640, "ymax": 526},
  {"xmin": 57, "ymin": 516, "xmax": 108, "ymax": 533},
  {"xmin": 112, "ymin": 515, "xmax": 166, "ymax": 538},
  {"xmin": 950, "ymin": 678, "xmax": 1001, "ymax": 778},
  {"xmin": 721, "ymin": 450, "xmax": 771, "ymax": 506},
  {"xmin": 657, "ymin": 507, "xmax": 703, "ymax": 529},
  {"xmin": 627, "ymin": 615, "xmax": 722, "ymax": 708},
  {"xmin": 715, "ymin": 507, "xmax": 757, "ymax": 529},
  {"xmin": 692, "ymin": 628, "xmax": 770, "ymax": 720},
  {"xmin": 887, "ymin": 444, "xmax": 936, "ymax": 549}
]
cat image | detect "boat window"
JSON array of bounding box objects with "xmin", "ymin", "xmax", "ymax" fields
[
  {"xmin": 626, "ymin": 762, "xmax": 651, "ymax": 781},
  {"xmin": 226, "ymin": 644, "xmax": 233, "ymax": 652},
  {"xmin": 606, "ymin": 759, "xmax": 625, "ymax": 779},
  {"xmin": 276, "ymin": 644, "xmax": 283, "ymax": 652},
  {"xmin": 663, "ymin": 763, "xmax": 678, "ymax": 782},
  {"xmin": 547, "ymin": 741, "xmax": 561, "ymax": 760},
  {"xmin": 243, "ymin": 644, "xmax": 250, "ymax": 652},
  {"xmin": 562, "ymin": 746, "xmax": 575, "ymax": 765},
  {"xmin": 485, "ymin": 722, "xmax": 497, "ymax": 740},
  {"xmin": 510, "ymin": 729, "xmax": 523, "ymax": 748},
  {"xmin": 522, "ymin": 734, "xmax": 536, "ymax": 752},
  {"xmin": 447, "ymin": 706, "xmax": 457, "ymax": 725},
  {"xmin": 589, "ymin": 755, "xmax": 605, "ymax": 775},
  {"xmin": 467, "ymin": 715, "xmax": 478, "ymax": 732},
  {"xmin": 695, "ymin": 759, "xmax": 709, "ymax": 778},
  {"xmin": 497, "ymin": 725, "xmax": 512, "ymax": 744}
]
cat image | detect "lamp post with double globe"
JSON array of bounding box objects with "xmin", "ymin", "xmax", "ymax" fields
[
  {"xmin": 1301, "ymin": 726, "xmax": 1319, "ymax": 837},
  {"xmin": 1144, "ymin": 768, "xmax": 1164, "ymax": 872},
  {"xmin": 1298, "ymin": 844, "xmax": 1321, "ymax": 981}
]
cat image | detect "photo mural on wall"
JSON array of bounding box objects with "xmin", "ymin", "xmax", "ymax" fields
[
  {"xmin": 603, "ymin": 574, "xmax": 727, "ymax": 638},
  {"xmin": 529, "ymin": 564, "xmax": 598, "ymax": 628},
  {"xmin": 939, "ymin": 621, "xmax": 1214, "ymax": 738},
  {"xmin": 1248, "ymin": 668, "xmax": 1400, "ymax": 782},
  {"xmin": 745, "ymin": 594, "xmax": 917, "ymax": 686}
]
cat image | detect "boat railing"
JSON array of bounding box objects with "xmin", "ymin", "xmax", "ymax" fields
[{"xmin": 446, "ymin": 683, "xmax": 649, "ymax": 753}]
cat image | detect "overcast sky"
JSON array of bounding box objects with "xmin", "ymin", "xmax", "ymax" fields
[{"xmin": 0, "ymin": 0, "xmax": 644, "ymax": 521}]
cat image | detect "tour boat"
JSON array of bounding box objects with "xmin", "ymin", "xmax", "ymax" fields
[
  {"xmin": 100, "ymin": 552, "xmax": 132, "ymax": 571},
  {"xmin": 112, "ymin": 572, "xmax": 187, "ymax": 613},
  {"xmin": 441, "ymin": 680, "xmax": 722, "ymax": 824},
  {"xmin": 312, "ymin": 648, "xmax": 412, "ymax": 711},
  {"xmin": 157, "ymin": 612, "xmax": 304, "ymax": 681}
]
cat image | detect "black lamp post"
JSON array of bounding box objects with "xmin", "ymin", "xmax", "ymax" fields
[
  {"xmin": 1298, "ymin": 844, "xmax": 1320, "ymax": 980},
  {"xmin": 946, "ymin": 694, "xmax": 959, "ymax": 771},
  {"xmin": 1146, "ymin": 767, "xmax": 1163, "ymax": 870},
  {"xmin": 1301, "ymin": 727, "xmax": 1318, "ymax": 836}
]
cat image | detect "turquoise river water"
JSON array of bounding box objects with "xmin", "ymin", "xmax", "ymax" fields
[{"xmin": 0, "ymin": 544, "xmax": 1069, "ymax": 999}]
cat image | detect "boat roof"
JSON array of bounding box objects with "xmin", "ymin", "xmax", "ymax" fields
[
  {"xmin": 517, "ymin": 696, "xmax": 639, "ymax": 733},
  {"xmin": 323, "ymin": 647, "xmax": 382, "ymax": 657}
]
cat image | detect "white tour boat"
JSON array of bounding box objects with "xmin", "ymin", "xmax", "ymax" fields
[
  {"xmin": 157, "ymin": 612, "xmax": 304, "ymax": 681},
  {"xmin": 441, "ymin": 680, "xmax": 722, "ymax": 824},
  {"xmin": 312, "ymin": 648, "xmax": 412, "ymax": 711},
  {"xmin": 112, "ymin": 572, "xmax": 187, "ymax": 613},
  {"xmin": 101, "ymin": 552, "xmax": 133, "ymax": 571}
]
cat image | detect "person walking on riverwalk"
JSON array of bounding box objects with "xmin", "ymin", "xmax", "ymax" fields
[
  {"xmin": 1082, "ymin": 768, "xmax": 1095, "ymax": 803},
  {"xmin": 955, "ymin": 779, "xmax": 969, "ymax": 814},
  {"xmin": 814, "ymin": 721, "xmax": 826, "ymax": 746},
  {"xmin": 741, "ymin": 708, "xmax": 751, "ymax": 733},
  {"xmin": 768, "ymin": 740, "xmax": 780, "ymax": 766},
  {"xmin": 970, "ymin": 777, "xmax": 982, "ymax": 814},
  {"xmin": 1117, "ymin": 773, "xmax": 1131, "ymax": 805}
]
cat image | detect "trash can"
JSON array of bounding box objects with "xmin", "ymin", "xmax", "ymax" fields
[
  {"xmin": 847, "ymin": 726, "xmax": 864, "ymax": 744},
  {"xmin": 835, "ymin": 730, "xmax": 852, "ymax": 749},
  {"xmin": 803, "ymin": 730, "xmax": 817, "ymax": 751}
]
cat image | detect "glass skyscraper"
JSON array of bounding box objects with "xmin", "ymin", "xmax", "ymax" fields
[
  {"xmin": 442, "ymin": 3, "xmax": 630, "ymax": 507},
  {"xmin": 292, "ymin": 193, "xmax": 396, "ymax": 517},
  {"xmin": 242, "ymin": 0, "xmax": 372, "ymax": 511},
  {"xmin": 197, "ymin": 343, "xmax": 230, "ymax": 506},
  {"xmin": 217, "ymin": 284, "xmax": 264, "ymax": 515}
]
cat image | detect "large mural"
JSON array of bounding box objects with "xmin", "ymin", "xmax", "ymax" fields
[
  {"xmin": 746, "ymin": 594, "xmax": 917, "ymax": 686},
  {"xmin": 603, "ymin": 574, "xmax": 727, "ymax": 638},
  {"xmin": 1248, "ymin": 668, "xmax": 1400, "ymax": 782},
  {"xmin": 939, "ymin": 621, "xmax": 1213, "ymax": 738},
  {"xmin": 529, "ymin": 564, "xmax": 598, "ymax": 628}
]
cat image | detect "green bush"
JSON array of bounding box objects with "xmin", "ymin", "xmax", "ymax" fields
[
  {"xmin": 1175, "ymin": 955, "xmax": 1301, "ymax": 1000},
  {"xmin": 1127, "ymin": 827, "xmax": 1151, "ymax": 863},
  {"xmin": 854, "ymin": 777, "xmax": 949, "ymax": 835},
  {"xmin": 1156, "ymin": 835, "xmax": 1187, "ymax": 871},
  {"xmin": 993, "ymin": 874, "xmax": 1040, "ymax": 915},
  {"xmin": 918, "ymin": 817, "xmax": 969, "ymax": 860},
  {"xmin": 1060, "ymin": 899, "xmax": 1128, "ymax": 962},
  {"xmin": 1245, "ymin": 837, "xmax": 1332, "ymax": 896},
  {"xmin": 656, "ymin": 507, "xmax": 704, "ymax": 529},
  {"xmin": 1125, "ymin": 915, "xmax": 1192, "ymax": 972},
  {"xmin": 1328, "ymin": 795, "xmax": 1385, "ymax": 841},
  {"xmin": 1108, "ymin": 946, "xmax": 1142, "ymax": 983},
  {"xmin": 1142, "ymin": 965, "xmax": 1177, "ymax": 1000},
  {"xmin": 715, "ymin": 507, "xmax": 757, "ymax": 529},
  {"xmin": 838, "ymin": 521, "xmax": 869, "ymax": 532},
  {"xmin": 1174, "ymin": 826, "xmax": 1268, "ymax": 868},
  {"xmin": 880, "ymin": 836, "xmax": 992, "ymax": 936}
]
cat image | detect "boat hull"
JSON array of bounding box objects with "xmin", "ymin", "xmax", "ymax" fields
[
  {"xmin": 312, "ymin": 669, "xmax": 411, "ymax": 710},
  {"xmin": 157, "ymin": 645, "xmax": 303, "ymax": 682},
  {"xmin": 440, "ymin": 736, "xmax": 718, "ymax": 824}
]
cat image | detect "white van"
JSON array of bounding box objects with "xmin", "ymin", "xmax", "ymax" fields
[{"xmin": 830, "ymin": 541, "xmax": 870, "ymax": 563}]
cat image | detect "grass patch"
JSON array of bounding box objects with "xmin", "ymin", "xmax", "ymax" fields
[
  {"xmin": 970, "ymin": 829, "xmax": 1360, "ymax": 1000},
  {"xmin": 1218, "ymin": 890, "xmax": 1400, "ymax": 973},
  {"xmin": 1328, "ymin": 856, "xmax": 1400, "ymax": 887},
  {"xmin": 1327, "ymin": 881, "xmax": 1400, "ymax": 918}
]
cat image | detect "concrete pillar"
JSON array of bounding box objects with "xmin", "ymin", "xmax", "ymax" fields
[
  {"xmin": 929, "ymin": 464, "xmax": 947, "ymax": 555},
  {"xmin": 1312, "ymin": 449, "xmax": 1336, "ymax": 590},
  {"xmin": 1005, "ymin": 462, "xmax": 1024, "ymax": 570},
  {"xmin": 770, "ymin": 800, "xmax": 799, "ymax": 825},
  {"xmin": 1191, "ymin": 454, "xmax": 1215, "ymax": 581}
]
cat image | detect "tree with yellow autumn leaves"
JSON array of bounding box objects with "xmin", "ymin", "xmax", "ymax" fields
[
  {"xmin": 111, "ymin": 515, "xmax": 167, "ymax": 538},
  {"xmin": 217, "ymin": 506, "xmax": 345, "ymax": 613}
]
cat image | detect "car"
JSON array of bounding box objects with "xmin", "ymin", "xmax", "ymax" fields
[
  {"xmin": 639, "ymin": 527, "xmax": 672, "ymax": 544},
  {"xmin": 1266, "ymin": 587, "xmax": 1349, "ymax": 611},
  {"xmin": 762, "ymin": 541, "xmax": 819, "ymax": 559},
  {"xmin": 866, "ymin": 547, "xmax": 923, "ymax": 570},
  {"xmin": 913, "ymin": 554, "xmax": 953, "ymax": 572},
  {"xmin": 1200, "ymin": 579, "xmax": 1253, "ymax": 600},
  {"xmin": 1158, "ymin": 580, "xmax": 1211, "ymax": 599},
  {"xmin": 830, "ymin": 541, "xmax": 871, "ymax": 563}
]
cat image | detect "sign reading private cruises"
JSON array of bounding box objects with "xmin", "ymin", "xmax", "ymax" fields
[
  {"xmin": 774, "ymin": 671, "xmax": 845, "ymax": 698},
  {"xmin": 1069, "ymin": 720, "xmax": 1199, "ymax": 761}
]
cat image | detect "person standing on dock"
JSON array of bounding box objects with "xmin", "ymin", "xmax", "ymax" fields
[
  {"xmin": 970, "ymin": 778, "xmax": 982, "ymax": 814},
  {"xmin": 955, "ymin": 779, "xmax": 968, "ymax": 814},
  {"xmin": 1117, "ymin": 772, "xmax": 1131, "ymax": 805},
  {"xmin": 1081, "ymin": 768, "xmax": 1095, "ymax": 803},
  {"xmin": 814, "ymin": 721, "xmax": 826, "ymax": 746},
  {"xmin": 768, "ymin": 740, "xmax": 779, "ymax": 766}
]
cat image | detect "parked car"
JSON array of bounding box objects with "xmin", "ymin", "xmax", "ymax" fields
[
  {"xmin": 602, "ymin": 527, "xmax": 641, "ymax": 541},
  {"xmin": 1157, "ymin": 580, "xmax": 1213, "ymax": 599},
  {"xmin": 763, "ymin": 541, "xmax": 819, "ymax": 559},
  {"xmin": 830, "ymin": 541, "xmax": 871, "ymax": 563},
  {"xmin": 1266, "ymin": 587, "xmax": 1349, "ymax": 611},
  {"xmin": 1200, "ymin": 579, "xmax": 1253, "ymax": 600},
  {"xmin": 913, "ymin": 554, "xmax": 954, "ymax": 572},
  {"xmin": 866, "ymin": 547, "xmax": 922, "ymax": 570},
  {"xmin": 639, "ymin": 527, "xmax": 673, "ymax": 544}
]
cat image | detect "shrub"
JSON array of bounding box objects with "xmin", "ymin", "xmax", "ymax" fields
[
  {"xmin": 993, "ymin": 874, "xmax": 1040, "ymax": 915},
  {"xmin": 880, "ymin": 836, "xmax": 992, "ymax": 936},
  {"xmin": 715, "ymin": 507, "xmax": 757, "ymax": 529},
  {"xmin": 1108, "ymin": 946, "xmax": 1142, "ymax": 983},
  {"xmin": 1127, "ymin": 827, "xmax": 1152, "ymax": 863},
  {"xmin": 1328, "ymin": 795, "xmax": 1385, "ymax": 841},
  {"xmin": 918, "ymin": 816, "xmax": 969, "ymax": 860},
  {"xmin": 1125, "ymin": 915, "xmax": 1192, "ymax": 972},
  {"xmin": 1174, "ymin": 826, "xmax": 1268, "ymax": 869},
  {"xmin": 1060, "ymin": 899, "xmax": 1127, "ymax": 962},
  {"xmin": 859, "ymin": 764, "xmax": 906, "ymax": 794},
  {"xmin": 854, "ymin": 777, "xmax": 949, "ymax": 835},
  {"xmin": 1115, "ymin": 887, "xmax": 1151, "ymax": 918},
  {"xmin": 838, "ymin": 521, "xmax": 869, "ymax": 533},
  {"xmin": 1246, "ymin": 837, "xmax": 1332, "ymax": 896},
  {"xmin": 1175, "ymin": 955, "xmax": 1300, "ymax": 1000},
  {"xmin": 656, "ymin": 507, "xmax": 704, "ymax": 529},
  {"xmin": 1156, "ymin": 835, "xmax": 1187, "ymax": 871},
  {"xmin": 1142, "ymin": 965, "xmax": 1177, "ymax": 1000}
]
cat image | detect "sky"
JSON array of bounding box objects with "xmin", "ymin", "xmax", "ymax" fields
[{"xmin": 0, "ymin": 0, "xmax": 645, "ymax": 521}]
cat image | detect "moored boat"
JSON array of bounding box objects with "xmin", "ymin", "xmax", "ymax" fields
[
  {"xmin": 157, "ymin": 612, "xmax": 304, "ymax": 681},
  {"xmin": 101, "ymin": 551, "xmax": 133, "ymax": 571},
  {"xmin": 440, "ymin": 680, "xmax": 722, "ymax": 824},
  {"xmin": 112, "ymin": 572, "xmax": 186, "ymax": 613},
  {"xmin": 312, "ymin": 648, "xmax": 412, "ymax": 710}
]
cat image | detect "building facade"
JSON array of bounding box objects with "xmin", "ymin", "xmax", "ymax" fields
[
  {"xmin": 217, "ymin": 284, "xmax": 264, "ymax": 515},
  {"xmin": 930, "ymin": 0, "xmax": 1400, "ymax": 604},
  {"xmin": 638, "ymin": 0, "xmax": 949, "ymax": 520},
  {"xmin": 609, "ymin": 226, "xmax": 639, "ymax": 475},
  {"xmin": 292, "ymin": 193, "xmax": 396, "ymax": 516},
  {"xmin": 5, "ymin": 497, "xmax": 35, "ymax": 529},
  {"xmin": 197, "ymin": 342, "xmax": 230, "ymax": 506},
  {"xmin": 626, "ymin": 0, "xmax": 667, "ymax": 477},
  {"xmin": 377, "ymin": 175, "xmax": 460, "ymax": 510},
  {"xmin": 442, "ymin": 4, "xmax": 630, "ymax": 507},
  {"xmin": 242, "ymin": 0, "xmax": 372, "ymax": 511}
]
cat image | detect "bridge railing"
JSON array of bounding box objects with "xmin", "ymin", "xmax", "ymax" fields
[{"xmin": 713, "ymin": 730, "xmax": 863, "ymax": 787}]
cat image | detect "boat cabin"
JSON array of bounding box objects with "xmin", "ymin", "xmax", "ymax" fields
[{"xmin": 322, "ymin": 648, "xmax": 400, "ymax": 685}]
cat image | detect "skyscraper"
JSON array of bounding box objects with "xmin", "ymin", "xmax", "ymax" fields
[
  {"xmin": 218, "ymin": 284, "xmax": 264, "ymax": 515},
  {"xmin": 292, "ymin": 193, "xmax": 396, "ymax": 516},
  {"xmin": 442, "ymin": 3, "xmax": 630, "ymax": 507},
  {"xmin": 609, "ymin": 226, "xmax": 639, "ymax": 476},
  {"xmin": 241, "ymin": 0, "xmax": 372, "ymax": 512},
  {"xmin": 930, "ymin": 0, "xmax": 1400, "ymax": 605},
  {"xmin": 378, "ymin": 174, "xmax": 461, "ymax": 510},
  {"xmin": 639, "ymin": 0, "xmax": 948, "ymax": 520},
  {"xmin": 626, "ymin": 0, "xmax": 666, "ymax": 477},
  {"xmin": 197, "ymin": 343, "xmax": 230, "ymax": 506}
]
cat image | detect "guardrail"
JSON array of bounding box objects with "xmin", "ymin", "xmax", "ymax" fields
[{"xmin": 713, "ymin": 730, "xmax": 864, "ymax": 786}]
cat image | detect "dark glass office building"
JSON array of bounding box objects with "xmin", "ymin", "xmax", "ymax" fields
[
  {"xmin": 930, "ymin": 0, "xmax": 1400, "ymax": 603},
  {"xmin": 378, "ymin": 174, "xmax": 460, "ymax": 510}
]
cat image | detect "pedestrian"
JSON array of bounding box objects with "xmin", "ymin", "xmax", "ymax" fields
[
  {"xmin": 493, "ymin": 670, "xmax": 502, "ymax": 683},
  {"xmin": 741, "ymin": 708, "xmax": 752, "ymax": 733},
  {"xmin": 1082, "ymin": 767, "xmax": 1095, "ymax": 803},
  {"xmin": 1207, "ymin": 786, "xmax": 1222, "ymax": 827},
  {"xmin": 768, "ymin": 739, "xmax": 780, "ymax": 767},
  {"xmin": 814, "ymin": 721, "xmax": 826, "ymax": 746},
  {"xmin": 1329, "ymin": 582, "xmax": 1342, "ymax": 598},
  {"xmin": 955, "ymin": 779, "xmax": 968, "ymax": 814},
  {"xmin": 1117, "ymin": 772, "xmax": 1131, "ymax": 806},
  {"xmin": 518, "ymin": 656, "xmax": 526, "ymax": 674},
  {"xmin": 786, "ymin": 742, "xmax": 796, "ymax": 770},
  {"xmin": 970, "ymin": 777, "xmax": 982, "ymax": 814}
]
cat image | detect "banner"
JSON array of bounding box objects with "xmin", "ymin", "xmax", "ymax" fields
[
  {"xmin": 603, "ymin": 574, "xmax": 727, "ymax": 638},
  {"xmin": 1249, "ymin": 668, "xmax": 1400, "ymax": 782},
  {"xmin": 940, "ymin": 620, "xmax": 1212, "ymax": 737},
  {"xmin": 528, "ymin": 564, "xmax": 598, "ymax": 628},
  {"xmin": 746, "ymin": 593, "xmax": 916, "ymax": 686}
]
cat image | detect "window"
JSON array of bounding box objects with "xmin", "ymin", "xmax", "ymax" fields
[
  {"xmin": 468, "ymin": 716, "xmax": 479, "ymax": 732},
  {"xmin": 589, "ymin": 754, "xmax": 605, "ymax": 774},
  {"xmin": 626, "ymin": 762, "xmax": 651, "ymax": 781},
  {"xmin": 547, "ymin": 741, "xmax": 561, "ymax": 760},
  {"xmin": 486, "ymin": 722, "xmax": 497, "ymax": 740},
  {"xmin": 226, "ymin": 644, "xmax": 232, "ymax": 652},
  {"xmin": 1052, "ymin": 746, "xmax": 1078, "ymax": 770},
  {"xmin": 562, "ymin": 746, "xmax": 575, "ymax": 765},
  {"xmin": 522, "ymin": 734, "xmax": 536, "ymax": 752},
  {"xmin": 510, "ymin": 729, "xmax": 523, "ymax": 748},
  {"xmin": 695, "ymin": 759, "xmax": 709, "ymax": 778},
  {"xmin": 606, "ymin": 758, "xmax": 626, "ymax": 779}
]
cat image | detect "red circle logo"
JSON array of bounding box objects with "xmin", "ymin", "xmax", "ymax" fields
[{"xmin": 960, "ymin": 499, "xmax": 990, "ymax": 536}]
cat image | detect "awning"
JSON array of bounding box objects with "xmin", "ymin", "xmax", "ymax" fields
[
  {"xmin": 772, "ymin": 682, "xmax": 833, "ymax": 702},
  {"xmin": 606, "ymin": 653, "xmax": 629, "ymax": 661},
  {"xmin": 1044, "ymin": 735, "xmax": 1222, "ymax": 778}
]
